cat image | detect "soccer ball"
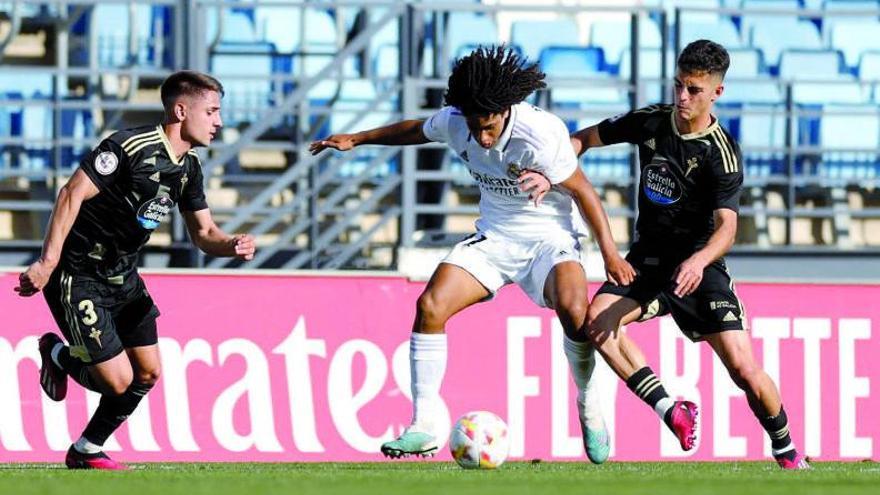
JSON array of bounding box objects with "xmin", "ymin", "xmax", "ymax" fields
[{"xmin": 448, "ymin": 411, "xmax": 510, "ymax": 469}]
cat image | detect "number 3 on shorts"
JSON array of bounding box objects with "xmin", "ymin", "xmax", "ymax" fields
[{"xmin": 78, "ymin": 299, "xmax": 98, "ymax": 326}]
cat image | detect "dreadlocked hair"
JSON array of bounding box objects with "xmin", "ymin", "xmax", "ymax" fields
[{"xmin": 444, "ymin": 45, "xmax": 546, "ymax": 116}]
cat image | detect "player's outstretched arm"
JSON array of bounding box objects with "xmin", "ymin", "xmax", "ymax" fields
[
  {"xmin": 309, "ymin": 119, "xmax": 429, "ymax": 155},
  {"xmin": 559, "ymin": 167, "xmax": 635, "ymax": 286},
  {"xmin": 182, "ymin": 209, "xmax": 255, "ymax": 261},
  {"xmin": 569, "ymin": 125, "xmax": 605, "ymax": 158},
  {"xmin": 15, "ymin": 169, "xmax": 99, "ymax": 297}
]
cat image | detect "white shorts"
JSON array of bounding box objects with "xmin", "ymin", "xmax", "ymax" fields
[{"xmin": 442, "ymin": 231, "xmax": 584, "ymax": 308}]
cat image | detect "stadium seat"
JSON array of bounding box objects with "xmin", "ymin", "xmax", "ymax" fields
[
  {"xmin": 666, "ymin": 0, "xmax": 724, "ymax": 24},
  {"xmin": 619, "ymin": 48, "xmax": 671, "ymax": 104},
  {"xmin": 827, "ymin": 21, "xmax": 880, "ymax": 69},
  {"xmin": 750, "ymin": 19, "xmax": 823, "ymax": 68},
  {"xmin": 739, "ymin": 103, "xmax": 788, "ymax": 176},
  {"xmin": 590, "ymin": 18, "xmax": 662, "ymax": 69},
  {"xmin": 778, "ymin": 49, "xmax": 845, "ymax": 80},
  {"xmin": 540, "ymin": 46, "xmax": 604, "ymax": 78},
  {"xmin": 210, "ymin": 43, "xmax": 275, "ymax": 125},
  {"xmin": 740, "ymin": 0, "xmax": 802, "ymax": 39},
  {"xmin": 444, "ymin": 12, "xmax": 498, "ymax": 63},
  {"xmin": 818, "ymin": 104, "xmax": 880, "ymax": 181},
  {"xmin": 511, "ymin": 19, "xmax": 580, "ymax": 63},
  {"xmin": 726, "ymin": 48, "xmax": 764, "ymax": 77},
  {"xmin": 791, "ymin": 78, "xmax": 868, "ymax": 104},
  {"xmin": 677, "ymin": 18, "xmax": 743, "ymax": 49},
  {"xmin": 206, "ymin": 7, "xmax": 258, "ymax": 44}
]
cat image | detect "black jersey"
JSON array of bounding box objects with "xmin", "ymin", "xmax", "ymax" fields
[
  {"xmin": 61, "ymin": 125, "xmax": 209, "ymax": 281},
  {"xmin": 597, "ymin": 104, "xmax": 743, "ymax": 256}
]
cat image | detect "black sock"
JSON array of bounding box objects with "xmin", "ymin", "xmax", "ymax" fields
[
  {"xmin": 626, "ymin": 367, "xmax": 674, "ymax": 423},
  {"xmin": 81, "ymin": 382, "xmax": 154, "ymax": 447},
  {"xmin": 56, "ymin": 346, "xmax": 100, "ymax": 392},
  {"xmin": 760, "ymin": 405, "xmax": 794, "ymax": 454}
]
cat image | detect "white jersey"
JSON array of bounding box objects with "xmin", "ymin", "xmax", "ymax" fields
[{"xmin": 422, "ymin": 102, "xmax": 580, "ymax": 241}]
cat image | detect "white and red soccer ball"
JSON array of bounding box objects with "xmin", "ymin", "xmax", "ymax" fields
[{"xmin": 448, "ymin": 411, "xmax": 510, "ymax": 469}]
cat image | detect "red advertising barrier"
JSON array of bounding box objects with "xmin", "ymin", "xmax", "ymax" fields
[{"xmin": 0, "ymin": 270, "xmax": 876, "ymax": 462}]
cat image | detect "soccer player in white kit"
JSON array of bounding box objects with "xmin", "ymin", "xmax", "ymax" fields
[{"xmin": 310, "ymin": 46, "xmax": 635, "ymax": 464}]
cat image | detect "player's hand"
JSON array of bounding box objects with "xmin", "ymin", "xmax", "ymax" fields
[
  {"xmin": 517, "ymin": 170, "xmax": 551, "ymax": 206},
  {"xmin": 232, "ymin": 234, "xmax": 256, "ymax": 261},
  {"xmin": 672, "ymin": 255, "xmax": 707, "ymax": 297},
  {"xmin": 604, "ymin": 254, "xmax": 636, "ymax": 287},
  {"xmin": 15, "ymin": 259, "xmax": 54, "ymax": 297},
  {"xmin": 309, "ymin": 134, "xmax": 357, "ymax": 155}
]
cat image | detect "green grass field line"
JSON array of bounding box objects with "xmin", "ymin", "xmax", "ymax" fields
[{"xmin": 0, "ymin": 462, "xmax": 877, "ymax": 495}]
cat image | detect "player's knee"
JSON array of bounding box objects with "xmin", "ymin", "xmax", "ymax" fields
[
  {"xmin": 728, "ymin": 358, "xmax": 761, "ymax": 391},
  {"xmin": 555, "ymin": 290, "xmax": 588, "ymax": 322},
  {"xmin": 416, "ymin": 291, "xmax": 449, "ymax": 326},
  {"xmin": 104, "ymin": 374, "xmax": 133, "ymax": 396},
  {"xmin": 136, "ymin": 367, "xmax": 161, "ymax": 387}
]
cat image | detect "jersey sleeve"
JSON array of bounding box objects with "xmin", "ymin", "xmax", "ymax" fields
[
  {"xmin": 421, "ymin": 106, "xmax": 458, "ymax": 143},
  {"xmin": 179, "ymin": 157, "xmax": 209, "ymax": 212},
  {"xmin": 708, "ymin": 136, "xmax": 744, "ymax": 212},
  {"xmin": 596, "ymin": 105, "xmax": 661, "ymax": 145},
  {"xmin": 78, "ymin": 138, "xmax": 129, "ymax": 191}
]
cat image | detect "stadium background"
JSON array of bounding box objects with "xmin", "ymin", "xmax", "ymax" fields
[{"xmin": 1, "ymin": 0, "xmax": 878, "ymax": 469}]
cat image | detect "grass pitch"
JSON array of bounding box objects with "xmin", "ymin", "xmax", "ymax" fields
[{"xmin": 0, "ymin": 461, "xmax": 877, "ymax": 495}]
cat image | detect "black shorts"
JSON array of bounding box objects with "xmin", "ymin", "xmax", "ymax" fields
[
  {"xmin": 596, "ymin": 247, "xmax": 747, "ymax": 341},
  {"xmin": 43, "ymin": 269, "xmax": 160, "ymax": 364}
]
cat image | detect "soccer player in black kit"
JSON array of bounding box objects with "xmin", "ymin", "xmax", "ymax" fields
[
  {"xmin": 15, "ymin": 71, "xmax": 256, "ymax": 469},
  {"xmin": 570, "ymin": 40, "xmax": 809, "ymax": 469}
]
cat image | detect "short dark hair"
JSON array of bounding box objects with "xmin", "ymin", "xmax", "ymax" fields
[
  {"xmin": 444, "ymin": 45, "xmax": 546, "ymax": 116},
  {"xmin": 677, "ymin": 40, "xmax": 730, "ymax": 79},
  {"xmin": 160, "ymin": 70, "xmax": 224, "ymax": 109}
]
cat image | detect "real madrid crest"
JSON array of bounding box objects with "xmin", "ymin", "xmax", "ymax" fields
[{"xmin": 507, "ymin": 162, "xmax": 523, "ymax": 179}]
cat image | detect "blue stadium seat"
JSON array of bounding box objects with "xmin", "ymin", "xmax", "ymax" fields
[
  {"xmin": 445, "ymin": 12, "xmax": 498, "ymax": 62},
  {"xmin": 678, "ymin": 18, "xmax": 743, "ymax": 49},
  {"xmin": 540, "ymin": 46, "xmax": 604, "ymax": 77},
  {"xmin": 827, "ymin": 21, "xmax": 880, "ymax": 69},
  {"xmin": 210, "ymin": 43, "xmax": 274, "ymax": 125},
  {"xmin": 205, "ymin": 7, "xmax": 258, "ymax": 44},
  {"xmin": 91, "ymin": 3, "xmax": 132, "ymax": 66},
  {"xmin": 818, "ymin": 104, "xmax": 880, "ymax": 181},
  {"xmin": 722, "ymin": 79, "xmax": 783, "ymax": 104},
  {"xmin": 667, "ymin": 0, "xmax": 724, "ymax": 24},
  {"xmin": 740, "ymin": 0, "xmax": 802, "ymax": 39},
  {"xmin": 726, "ymin": 48, "xmax": 764, "ymax": 77},
  {"xmin": 750, "ymin": 19, "xmax": 823, "ymax": 68},
  {"xmin": 778, "ymin": 49, "xmax": 845, "ymax": 80},
  {"xmin": 791, "ymin": 78, "xmax": 868, "ymax": 104},
  {"xmin": 860, "ymin": 50, "xmax": 880, "ymax": 80},
  {"xmin": 619, "ymin": 48, "xmax": 670, "ymax": 104},
  {"xmin": 511, "ymin": 19, "xmax": 580, "ymax": 63},
  {"xmin": 255, "ymin": 6, "xmax": 336, "ymax": 52},
  {"xmin": 590, "ymin": 18, "xmax": 662, "ymax": 69},
  {"xmin": 739, "ymin": 104, "xmax": 788, "ymax": 176}
]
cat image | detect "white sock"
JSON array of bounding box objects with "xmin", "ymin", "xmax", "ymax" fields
[
  {"xmin": 409, "ymin": 332, "xmax": 447, "ymax": 435},
  {"xmin": 73, "ymin": 436, "xmax": 102, "ymax": 454},
  {"xmin": 655, "ymin": 397, "xmax": 675, "ymax": 421},
  {"xmin": 50, "ymin": 342, "xmax": 64, "ymax": 369},
  {"xmin": 563, "ymin": 335, "xmax": 604, "ymax": 430}
]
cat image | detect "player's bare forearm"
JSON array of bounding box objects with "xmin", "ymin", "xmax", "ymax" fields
[
  {"xmin": 183, "ymin": 209, "xmax": 255, "ymax": 259},
  {"xmin": 354, "ymin": 119, "xmax": 429, "ymax": 146},
  {"xmin": 310, "ymin": 120, "xmax": 429, "ymax": 155},
  {"xmin": 570, "ymin": 125, "xmax": 604, "ymax": 158},
  {"xmin": 692, "ymin": 209, "xmax": 738, "ymax": 266},
  {"xmin": 560, "ymin": 169, "xmax": 618, "ymax": 258},
  {"xmin": 41, "ymin": 170, "xmax": 99, "ymax": 268}
]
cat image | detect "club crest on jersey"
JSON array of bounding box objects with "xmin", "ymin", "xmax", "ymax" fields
[
  {"xmin": 136, "ymin": 196, "xmax": 175, "ymax": 230},
  {"xmin": 643, "ymin": 163, "xmax": 682, "ymax": 205},
  {"xmin": 180, "ymin": 173, "xmax": 188, "ymax": 189},
  {"xmin": 507, "ymin": 162, "xmax": 523, "ymax": 179},
  {"xmin": 94, "ymin": 151, "xmax": 118, "ymax": 175}
]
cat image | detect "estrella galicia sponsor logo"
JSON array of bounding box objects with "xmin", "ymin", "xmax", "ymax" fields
[
  {"xmin": 642, "ymin": 163, "xmax": 682, "ymax": 205},
  {"xmin": 136, "ymin": 197, "xmax": 174, "ymax": 230}
]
